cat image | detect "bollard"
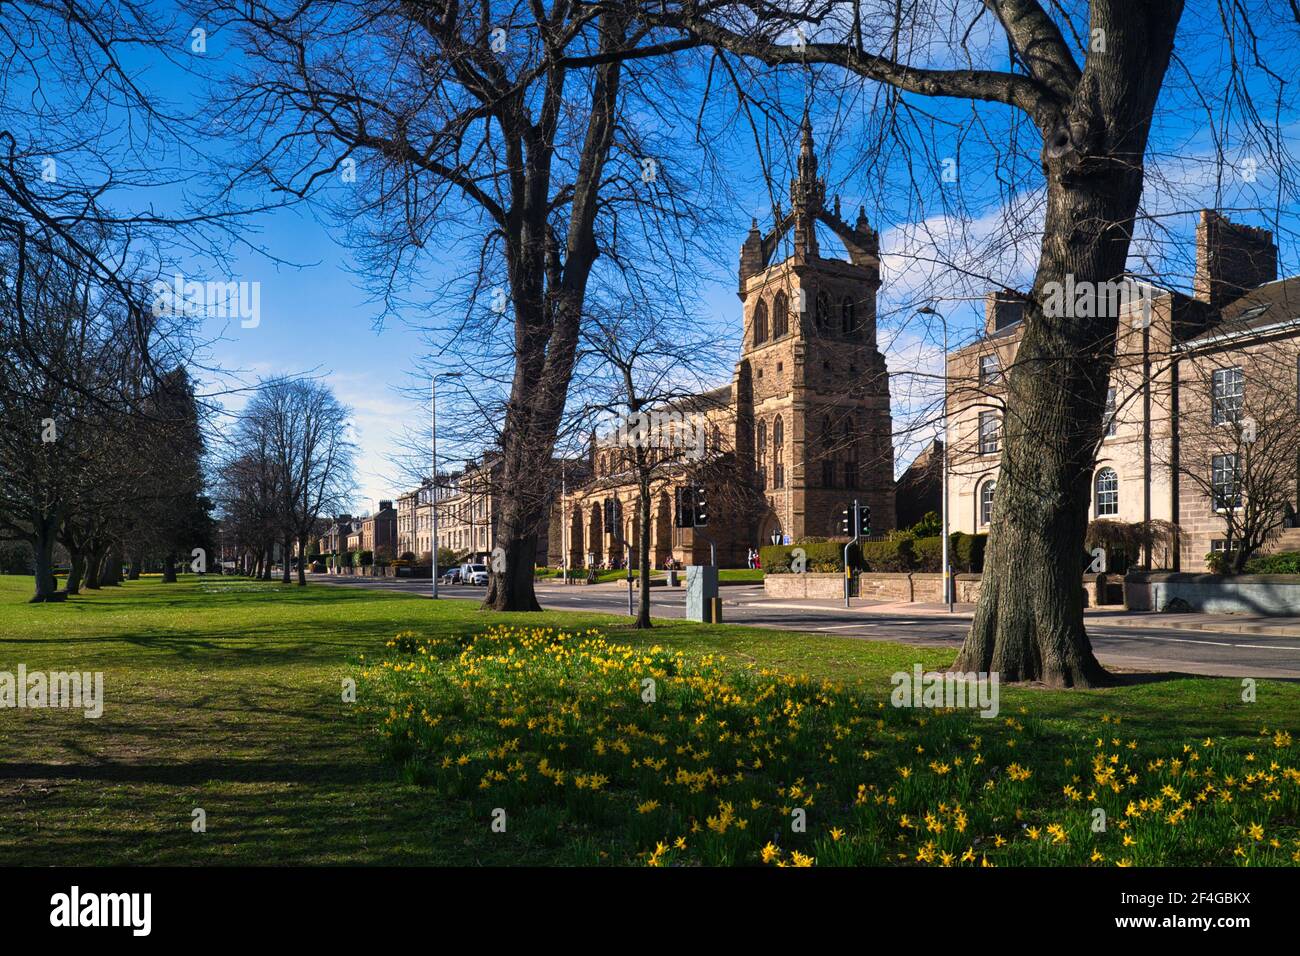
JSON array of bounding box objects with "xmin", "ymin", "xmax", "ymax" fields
[{"xmin": 709, "ymin": 596, "xmax": 722, "ymax": 623}]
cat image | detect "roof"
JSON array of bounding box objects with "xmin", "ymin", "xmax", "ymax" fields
[{"xmin": 1181, "ymin": 276, "xmax": 1300, "ymax": 349}]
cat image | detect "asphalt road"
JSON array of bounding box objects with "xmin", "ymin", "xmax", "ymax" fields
[{"xmin": 315, "ymin": 576, "xmax": 1300, "ymax": 680}]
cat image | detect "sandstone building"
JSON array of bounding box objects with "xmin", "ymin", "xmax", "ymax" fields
[
  {"xmin": 548, "ymin": 118, "xmax": 897, "ymax": 568},
  {"xmin": 946, "ymin": 210, "xmax": 1300, "ymax": 569}
]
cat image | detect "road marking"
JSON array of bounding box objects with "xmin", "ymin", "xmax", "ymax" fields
[
  {"xmin": 1094, "ymin": 631, "xmax": 1300, "ymax": 652},
  {"xmin": 816, "ymin": 623, "xmax": 876, "ymax": 630}
]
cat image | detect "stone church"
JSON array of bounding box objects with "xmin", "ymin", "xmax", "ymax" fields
[{"xmin": 548, "ymin": 117, "xmax": 897, "ymax": 569}]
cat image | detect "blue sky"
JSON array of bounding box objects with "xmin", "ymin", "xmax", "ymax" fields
[{"xmin": 107, "ymin": 2, "xmax": 1300, "ymax": 513}]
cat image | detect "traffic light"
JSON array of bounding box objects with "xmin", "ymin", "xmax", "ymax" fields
[
  {"xmin": 858, "ymin": 504, "xmax": 872, "ymax": 537},
  {"xmin": 694, "ymin": 486, "xmax": 708, "ymax": 527},
  {"xmin": 674, "ymin": 487, "xmax": 694, "ymax": 528},
  {"xmin": 840, "ymin": 507, "xmax": 851, "ymax": 536}
]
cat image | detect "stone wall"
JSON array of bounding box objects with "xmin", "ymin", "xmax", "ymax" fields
[
  {"xmin": 763, "ymin": 572, "xmax": 846, "ymax": 599},
  {"xmin": 1125, "ymin": 571, "xmax": 1300, "ymax": 613}
]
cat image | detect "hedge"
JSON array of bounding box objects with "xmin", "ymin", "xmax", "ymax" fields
[
  {"xmin": 761, "ymin": 532, "xmax": 987, "ymax": 574},
  {"xmin": 760, "ymin": 540, "xmax": 857, "ymax": 573},
  {"xmin": 1243, "ymin": 550, "xmax": 1300, "ymax": 574}
]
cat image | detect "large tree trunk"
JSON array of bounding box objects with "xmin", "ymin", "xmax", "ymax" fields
[
  {"xmin": 282, "ymin": 535, "xmax": 292, "ymax": 584},
  {"xmin": 297, "ymin": 535, "xmax": 308, "ymax": 586},
  {"xmin": 84, "ymin": 542, "xmax": 106, "ymax": 590},
  {"xmin": 484, "ymin": 527, "xmax": 543, "ymax": 611},
  {"xmin": 29, "ymin": 518, "xmax": 59, "ymax": 603},
  {"xmin": 636, "ymin": 480, "xmax": 652, "ymax": 628},
  {"xmin": 954, "ymin": 4, "xmax": 1181, "ymax": 687},
  {"xmin": 127, "ymin": 554, "xmax": 142, "ymax": 580},
  {"xmin": 66, "ymin": 551, "xmax": 86, "ymax": 595},
  {"xmin": 162, "ymin": 552, "xmax": 177, "ymax": 583},
  {"xmin": 99, "ymin": 543, "xmax": 123, "ymax": 586}
]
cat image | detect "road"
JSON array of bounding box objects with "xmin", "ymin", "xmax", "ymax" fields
[{"xmin": 314, "ymin": 575, "xmax": 1300, "ymax": 679}]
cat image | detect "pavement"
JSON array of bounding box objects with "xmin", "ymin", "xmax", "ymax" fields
[{"xmin": 312, "ymin": 574, "xmax": 1300, "ymax": 680}]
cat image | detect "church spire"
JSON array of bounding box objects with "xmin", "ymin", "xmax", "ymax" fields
[{"xmin": 789, "ymin": 109, "xmax": 824, "ymax": 261}]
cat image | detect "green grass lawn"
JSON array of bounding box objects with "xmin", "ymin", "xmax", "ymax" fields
[{"xmin": 0, "ymin": 574, "xmax": 1295, "ymax": 865}]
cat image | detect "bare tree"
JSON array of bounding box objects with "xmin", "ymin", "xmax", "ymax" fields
[
  {"xmin": 251, "ymin": 380, "xmax": 357, "ymax": 586},
  {"xmin": 203, "ymin": 0, "xmax": 725, "ymax": 610},
  {"xmin": 578, "ymin": 299, "xmax": 734, "ymax": 626},
  {"xmin": 638, "ymin": 0, "xmax": 1300, "ymax": 686}
]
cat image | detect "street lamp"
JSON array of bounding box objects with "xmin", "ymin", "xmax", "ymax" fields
[
  {"xmin": 431, "ymin": 371, "xmax": 463, "ymax": 598},
  {"xmin": 917, "ymin": 306, "xmax": 953, "ymax": 614}
]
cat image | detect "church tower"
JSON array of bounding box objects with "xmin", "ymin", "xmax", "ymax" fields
[{"xmin": 732, "ymin": 114, "xmax": 896, "ymax": 543}]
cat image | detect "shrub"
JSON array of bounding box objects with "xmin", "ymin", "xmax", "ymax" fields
[
  {"xmin": 906, "ymin": 511, "xmax": 942, "ymax": 537},
  {"xmin": 950, "ymin": 532, "xmax": 988, "ymax": 574},
  {"xmin": 858, "ymin": 537, "xmax": 914, "ymax": 572},
  {"xmin": 912, "ymin": 536, "xmax": 944, "ymax": 572},
  {"xmin": 1242, "ymin": 551, "xmax": 1300, "ymax": 574},
  {"xmin": 1205, "ymin": 550, "xmax": 1238, "ymax": 575},
  {"xmin": 761, "ymin": 539, "xmax": 856, "ymax": 573},
  {"xmin": 399, "ymin": 551, "xmax": 417, "ymax": 563}
]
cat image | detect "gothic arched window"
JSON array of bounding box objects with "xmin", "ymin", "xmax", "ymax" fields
[
  {"xmin": 821, "ymin": 416, "xmax": 835, "ymax": 488},
  {"xmin": 815, "ymin": 291, "xmax": 830, "ymax": 332},
  {"xmin": 842, "ymin": 422, "xmax": 858, "ymax": 489},
  {"xmin": 753, "ymin": 299, "xmax": 769, "ymax": 346},
  {"xmin": 756, "ymin": 421, "xmax": 767, "ymax": 489},
  {"xmin": 841, "ymin": 296, "xmax": 856, "ymax": 335},
  {"xmin": 772, "ymin": 292, "xmax": 789, "ymax": 338},
  {"xmin": 773, "ymin": 417, "xmax": 785, "ymax": 488}
]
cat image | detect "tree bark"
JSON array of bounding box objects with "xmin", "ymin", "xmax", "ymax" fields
[
  {"xmin": 66, "ymin": 551, "xmax": 85, "ymax": 595},
  {"xmin": 84, "ymin": 543, "xmax": 106, "ymax": 590},
  {"xmin": 282, "ymin": 535, "xmax": 292, "ymax": 584},
  {"xmin": 99, "ymin": 542, "xmax": 123, "ymax": 586},
  {"xmin": 162, "ymin": 552, "xmax": 177, "ymax": 583},
  {"xmin": 128, "ymin": 554, "xmax": 142, "ymax": 580},
  {"xmin": 29, "ymin": 518, "xmax": 58, "ymax": 603},
  {"xmin": 297, "ymin": 535, "xmax": 308, "ymax": 585},
  {"xmin": 953, "ymin": 3, "xmax": 1182, "ymax": 687}
]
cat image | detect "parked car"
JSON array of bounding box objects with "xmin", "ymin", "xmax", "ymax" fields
[
  {"xmin": 461, "ymin": 563, "xmax": 489, "ymax": 586},
  {"xmin": 440, "ymin": 567, "xmax": 462, "ymax": 585}
]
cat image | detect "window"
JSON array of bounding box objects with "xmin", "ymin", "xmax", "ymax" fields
[
  {"xmin": 815, "ymin": 291, "xmax": 830, "ymax": 332},
  {"xmin": 841, "ymin": 296, "xmax": 856, "ymax": 335},
  {"xmin": 842, "ymin": 422, "xmax": 857, "ymax": 489},
  {"xmin": 1211, "ymin": 366, "xmax": 1243, "ymax": 425},
  {"xmin": 753, "ymin": 300, "xmax": 769, "ymax": 346},
  {"xmin": 978, "ymin": 354, "xmax": 1001, "ymax": 386},
  {"xmin": 821, "ymin": 416, "xmax": 835, "ymax": 488},
  {"xmin": 1212, "ymin": 453, "xmax": 1241, "ymax": 510},
  {"xmin": 773, "ymin": 417, "xmax": 785, "ymax": 488},
  {"xmin": 979, "ymin": 480, "xmax": 997, "ymax": 527},
  {"xmin": 1104, "ymin": 386, "xmax": 1117, "ymax": 437},
  {"xmin": 756, "ymin": 421, "xmax": 767, "ymax": 489},
  {"xmin": 1094, "ymin": 467, "xmax": 1119, "ymax": 517},
  {"xmin": 979, "ymin": 412, "xmax": 1000, "ymax": 455},
  {"xmin": 772, "ymin": 292, "xmax": 789, "ymax": 338}
]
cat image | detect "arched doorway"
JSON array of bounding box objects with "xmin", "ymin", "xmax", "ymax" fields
[
  {"xmin": 653, "ymin": 491, "xmax": 673, "ymax": 567},
  {"xmin": 568, "ymin": 506, "xmax": 584, "ymax": 568},
  {"xmin": 587, "ymin": 502, "xmax": 604, "ymax": 566}
]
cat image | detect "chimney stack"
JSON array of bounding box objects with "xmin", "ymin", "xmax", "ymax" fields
[{"xmin": 1194, "ymin": 210, "xmax": 1276, "ymax": 310}]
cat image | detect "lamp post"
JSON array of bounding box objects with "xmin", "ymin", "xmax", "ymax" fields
[
  {"xmin": 431, "ymin": 371, "xmax": 463, "ymax": 598},
  {"xmin": 917, "ymin": 306, "xmax": 953, "ymax": 613}
]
